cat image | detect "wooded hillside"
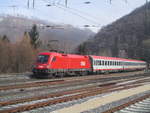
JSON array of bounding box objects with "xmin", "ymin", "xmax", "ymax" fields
[{"xmin": 77, "ymin": 2, "xmax": 150, "ymax": 62}]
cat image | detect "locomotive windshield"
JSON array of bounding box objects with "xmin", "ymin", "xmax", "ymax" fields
[{"xmin": 37, "ymin": 55, "xmax": 49, "ymax": 63}]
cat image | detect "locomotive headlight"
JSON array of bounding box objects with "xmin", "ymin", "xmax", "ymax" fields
[{"xmin": 46, "ymin": 64, "xmax": 50, "ymax": 68}]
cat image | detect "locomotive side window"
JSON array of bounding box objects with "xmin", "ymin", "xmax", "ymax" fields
[{"xmin": 52, "ymin": 57, "xmax": 56, "ymax": 62}]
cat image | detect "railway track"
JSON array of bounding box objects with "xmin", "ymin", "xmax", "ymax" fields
[
  {"xmin": 104, "ymin": 94, "xmax": 150, "ymax": 113},
  {"xmin": 0, "ymin": 71, "xmax": 147, "ymax": 91},
  {"xmin": 0, "ymin": 83, "xmax": 145, "ymax": 113},
  {"xmin": 1, "ymin": 77, "xmax": 148, "ymax": 107},
  {"xmin": 0, "ymin": 72, "xmax": 149, "ymax": 101},
  {"xmin": 0, "ymin": 73, "xmax": 150, "ymax": 113},
  {"xmin": 116, "ymin": 97, "xmax": 150, "ymax": 113},
  {"xmin": 0, "ymin": 71, "xmax": 145, "ymax": 86}
]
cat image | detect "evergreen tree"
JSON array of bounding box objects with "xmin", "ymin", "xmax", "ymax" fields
[
  {"xmin": 28, "ymin": 24, "xmax": 40, "ymax": 49},
  {"xmin": 1, "ymin": 35, "xmax": 10, "ymax": 43},
  {"xmin": 76, "ymin": 42, "xmax": 87, "ymax": 55}
]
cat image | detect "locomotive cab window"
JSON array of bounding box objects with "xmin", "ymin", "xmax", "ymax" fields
[{"xmin": 37, "ymin": 55, "xmax": 49, "ymax": 63}]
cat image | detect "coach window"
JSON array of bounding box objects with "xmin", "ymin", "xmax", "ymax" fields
[
  {"xmin": 105, "ymin": 61, "xmax": 107, "ymax": 66},
  {"xmin": 100, "ymin": 60, "xmax": 102, "ymax": 65},
  {"xmin": 99, "ymin": 60, "xmax": 101, "ymax": 65}
]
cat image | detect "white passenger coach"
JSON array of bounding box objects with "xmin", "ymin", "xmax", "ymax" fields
[{"xmin": 90, "ymin": 56, "xmax": 146, "ymax": 73}]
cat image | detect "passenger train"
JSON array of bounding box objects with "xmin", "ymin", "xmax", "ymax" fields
[{"xmin": 32, "ymin": 52, "xmax": 146, "ymax": 76}]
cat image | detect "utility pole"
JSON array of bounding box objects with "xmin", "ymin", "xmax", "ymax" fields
[
  {"xmin": 33, "ymin": 0, "xmax": 35, "ymax": 8},
  {"xmin": 27, "ymin": 0, "xmax": 29, "ymax": 8},
  {"xmin": 27, "ymin": 0, "xmax": 35, "ymax": 8},
  {"xmin": 65, "ymin": 0, "xmax": 67, "ymax": 7}
]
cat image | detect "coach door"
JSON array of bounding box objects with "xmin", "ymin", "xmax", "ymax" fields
[{"xmin": 89, "ymin": 56, "xmax": 94, "ymax": 73}]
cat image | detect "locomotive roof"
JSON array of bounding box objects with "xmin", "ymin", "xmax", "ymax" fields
[{"xmin": 39, "ymin": 52, "xmax": 88, "ymax": 58}]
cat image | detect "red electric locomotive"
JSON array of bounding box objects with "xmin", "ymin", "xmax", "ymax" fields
[{"xmin": 32, "ymin": 52, "xmax": 91, "ymax": 76}]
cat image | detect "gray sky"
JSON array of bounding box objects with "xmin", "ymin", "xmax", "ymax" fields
[{"xmin": 0, "ymin": 0, "xmax": 146, "ymax": 32}]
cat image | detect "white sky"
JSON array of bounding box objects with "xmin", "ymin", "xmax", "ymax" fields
[{"xmin": 0, "ymin": 0, "xmax": 147, "ymax": 32}]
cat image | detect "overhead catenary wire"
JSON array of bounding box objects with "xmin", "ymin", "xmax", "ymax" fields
[
  {"xmin": 56, "ymin": 3, "xmax": 101, "ymax": 25},
  {"xmin": 43, "ymin": 0, "xmax": 101, "ymax": 26},
  {"xmin": 54, "ymin": 5, "xmax": 100, "ymax": 25},
  {"xmin": 0, "ymin": 0, "xmax": 102, "ymax": 29}
]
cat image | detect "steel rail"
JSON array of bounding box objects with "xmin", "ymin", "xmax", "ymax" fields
[
  {"xmin": 103, "ymin": 94, "xmax": 150, "ymax": 113},
  {"xmin": 0, "ymin": 80, "xmax": 148, "ymax": 113}
]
